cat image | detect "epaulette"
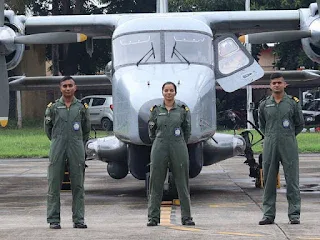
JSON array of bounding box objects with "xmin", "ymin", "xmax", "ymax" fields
[
  {"xmin": 292, "ymin": 96, "xmax": 300, "ymax": 103},
  {"xmin": 181, "ymin": 104, "xmax": 189, "ymax": 111},
  {"xmin": 150, "ymin": 105, "xmax": 157, "ymax": 112},
  {"xmin": 47, "ymin": 102, "xmax": 53, "ymax": 108}
]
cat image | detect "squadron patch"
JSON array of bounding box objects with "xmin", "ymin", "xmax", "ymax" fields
[
  {"xmin": 73, "ymin": 122, "xmax": 80, "ymax": 131},
  {"xmin": 174, "ymin": 128, "xmax": 181, "ymax": 136},
  {"xmin": 282, "ymin": 119, "xmax": 290, "ymax": 128},
  {"xmin": 149, "ymin": 121, "xmax": 155, "ymax": 129}
]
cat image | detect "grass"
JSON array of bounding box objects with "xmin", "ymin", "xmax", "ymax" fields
[
  {"xmin": 0, "ymin": 123, "xmax": 319, "ymax": 158},
  {"xmin": 231, "ymin": 129, "xmax": 320, "ymax": 154}
]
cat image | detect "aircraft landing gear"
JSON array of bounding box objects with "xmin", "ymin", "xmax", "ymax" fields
[
  {"xmin": 240, "ymin": 121, "xmax": 264, "ymax": 188},
  {"xmin": 145, "ymin": 170, "xmax": 178, "ymax": 201},
  {"xmin": 61, "ymin": 162, "xmax": 71, "ymax": 190}
]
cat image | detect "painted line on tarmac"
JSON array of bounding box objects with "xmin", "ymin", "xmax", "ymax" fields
[
  {"xmin": 210, "ymin": 203, "xmax": 248, "ymax": 208},
  {"xmin": 160, "ymin": 200, "xmax": 203, "ymax": 232},
  {"xmin": 297, "ymin": 237, "xmax": 320, "ymax": 240},
  {"xmin": 217, "ymin": 231, "xmax": 264, "ymax": 237}
]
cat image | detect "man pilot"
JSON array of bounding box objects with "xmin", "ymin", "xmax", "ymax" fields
[{"xmin": 44, "ymin": 76, "xmax": 91, "ymax": 229}]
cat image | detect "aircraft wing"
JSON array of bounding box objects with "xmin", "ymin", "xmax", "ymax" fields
[
  {"xmin": 252, "ymin": 70, "xmax": 320, "ymax": 88},
  {"xmin": 8, "ymin": 75, "xmax": 111, "ymax": 91},
  {"xmin": 23, "ymin": 10, "xmax": 300, "ymax": 37},
  {"xmin": 195, "ymin": 10, "xmax": 300, "ymax": 34}
]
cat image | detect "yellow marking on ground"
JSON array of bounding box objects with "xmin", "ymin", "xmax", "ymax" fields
[
  {"xmin": 169, "ymin": 226, "xmax": 201, "ymax": 232},
  {"xmin": 297, "ymin": 237, "xmax": 320, "ymax": 240},
  {"xmin": 173, "ymin": 199, "xmax": 180, "ymax": 206},
  {"xmin": 210, "ymin": 203, "xmax": 248, "ymax": 208},
  {"xmin": 160, "ymin": 204, "xmax": 172, "ymax": 226},
  {"xmin": 218, "ymin": 232, "xmax": 264, "ymax": 237}
]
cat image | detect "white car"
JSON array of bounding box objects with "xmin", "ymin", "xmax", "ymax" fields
[{"xmin": 81, "ymin": 95, "xmax": 113, "ymax": 131}]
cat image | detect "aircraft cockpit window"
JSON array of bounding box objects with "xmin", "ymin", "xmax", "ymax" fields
[
  {"xmin": 218, "ymin": 38, "xmax": 250, "ymax": 75},
  {"xmin": 165, "ymin": 32, "xmax": 213, "ymax": 65},
  {"xmin": 113, "ymin": 33, "xmax": 161, "ymax": 67}
]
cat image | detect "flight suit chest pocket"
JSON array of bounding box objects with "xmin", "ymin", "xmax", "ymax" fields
[
  {"xmin": 169, "ymin": 111, "xmax": 183, "ymax": 127},
  {"xmin": 156, "ymin": 112, "xmax": 168, "ymax": 128},
  {"xmin": 265, "ymin": 103, "xmax": 277, "ymax": 118}
]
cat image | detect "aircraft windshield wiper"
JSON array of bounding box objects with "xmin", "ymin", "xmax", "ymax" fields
[
  {"xmin": 171, "ymin": 42, "xmax": 190, "ymax": 65},
  {"xmin": 136, "ymin": 43, "xmax": 156, "ymax": 66}
]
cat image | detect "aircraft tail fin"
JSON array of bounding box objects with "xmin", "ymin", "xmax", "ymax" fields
[{"xmin": 156, "ymin": 0, "xmax": 168, "ymax": 13}]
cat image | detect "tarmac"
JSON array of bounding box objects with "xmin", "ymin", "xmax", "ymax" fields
[{"xmin": 0, "ymin": 154, "xmax": 319, "ymax": 240}]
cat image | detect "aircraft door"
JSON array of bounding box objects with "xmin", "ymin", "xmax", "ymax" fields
[{"xmin": 213, "ymin": 34, "xmax": 264, "ymax": 92}]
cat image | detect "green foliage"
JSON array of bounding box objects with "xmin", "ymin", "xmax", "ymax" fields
[
  {"xmin": 0, "ymin": 128, "xmax": 110, "ymax": 158},
  {"xmin": 101, "ymin": 0, "xmax": 156, "ymax": 13},
  {"xmin": 169, "ymin": 0, "xmax": 245, "ymax": 12}
]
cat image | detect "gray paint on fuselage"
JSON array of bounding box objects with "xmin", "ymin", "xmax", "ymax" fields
[{"xmin": 112, "ymin": 64, "xmax": 216, "ymax": 145}]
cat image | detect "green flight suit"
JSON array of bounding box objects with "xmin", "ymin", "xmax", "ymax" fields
[
  {"xmin": 258, "ymin": 94, "xmax": 304, "ymax": 221},
  {"xmin": 44, "ymin": 97, "xmax": 91, "ymax": 224},
  {"xmin": 147, "ymin": 102, "xmax": 192, "ymax": 224}
]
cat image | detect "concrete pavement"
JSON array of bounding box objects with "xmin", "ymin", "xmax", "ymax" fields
[{"xmin": 0, "ymin": 154, "xmax": 319, "ymax": 240}]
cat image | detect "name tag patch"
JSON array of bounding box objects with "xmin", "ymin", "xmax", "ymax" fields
[
  {"xmin": 73, "ymin": 122, "xmax": 80, "ymax": 131},
  {"xmin": 282, "ymin": 119, "xmax": 290, "ymax": 128},
  {"xmin": 174, "ymin": 128, "xmax": 181, "ymax": 136},
  {"xmin": 266, "ymin": 104, "xmax": 275, "ymax": 107}
]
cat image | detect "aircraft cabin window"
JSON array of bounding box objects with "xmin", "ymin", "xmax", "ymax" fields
[
  {"xmin": 113, "ymin": 33, "xmax": 161, "ymax": 67},
  {"xmin": 165, "ymin": 32, "xmax": 213, "ymax": 65}
]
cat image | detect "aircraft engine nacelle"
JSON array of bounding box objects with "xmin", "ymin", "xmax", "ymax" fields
[
  {"xmin": 202, "ymin": 133, "xmax": 245, "ymax": 166},
  {"xmin": 3, "ymin": 10, "xmax": 25, "ymax": 70},
  {"xmin": 300, "ymin": 4, "xmax": 320, "ymax": 63},
  {"xmin": 107, "ymin": 162, "xmax": 128, "ymax": 179},
  {"xmin": 86, "ymin": 136, "xmax": 128, "ymax": 179}
]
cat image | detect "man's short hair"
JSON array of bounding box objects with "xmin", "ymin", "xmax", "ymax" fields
[
  {"xmin": 60, "ymin": 76, "xmax": 75, "ymax": 84},
  {"xmin": 270, "ymin": 72, "xmax": 284, "ymax": 81}
]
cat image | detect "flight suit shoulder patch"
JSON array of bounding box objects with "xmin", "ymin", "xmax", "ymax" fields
[
  {"xmin": 150, "ymin": 105, "xmax": 157, "ymax": 112},
  {"xmin": 83, "ymin": 103, "xmax": 89, "ymax": 109},
  {"xmin": 181, "ymin": 105, "xmax": 189, "ymax": 111},
  {"xmin": 47, "ymin": 102, "xmax": 53, "ymax": 108},
  {"xmin": 292, "ymin": 96, "xmax": 300, "ymax": 103}
]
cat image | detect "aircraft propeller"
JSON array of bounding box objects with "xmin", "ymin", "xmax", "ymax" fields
[{"xmin": 0, "ymin": 0, "xmax": 87, "ymax": 127}]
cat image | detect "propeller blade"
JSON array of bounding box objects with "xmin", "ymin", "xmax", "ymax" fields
[
  {"xmin": 0, "ymin": 0, "xmax": 4, "ymax": 26},
  {"xmin": 0, "ymin": 55, "xmax": 9, "ymax": 127},
  {"xmin": 13, "ymin": 32, "xmax": 87, "ymax": 44},
  {"xmin": 239, "ymin": 30, "xmax": 311, "ymax": 44}
]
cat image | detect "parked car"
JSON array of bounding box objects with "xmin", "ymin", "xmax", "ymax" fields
[
  {"xmin": 81, "ymin": 95, "xmax": 113, "ymax": 131},
  {"xmin": 302, "ymin": 98, "xmax": 320, "ymax": 125}
]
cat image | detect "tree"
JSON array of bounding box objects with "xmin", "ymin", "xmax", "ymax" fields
[{"xmin": 251, "ymin": 0, "xmax": 317, "ymax": 70}]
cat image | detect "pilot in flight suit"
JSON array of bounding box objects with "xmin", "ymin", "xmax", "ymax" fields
[
  {"xmin": 258, "ymin": 73, "xmax": 304, "ymax": 225},
  {"xmin": 44, "ymin": 76, "xmax": 91, "ymax": 229},
  {"xmin": 147, "ymin": 100, "xmax": 195, "ymax": 226}
]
